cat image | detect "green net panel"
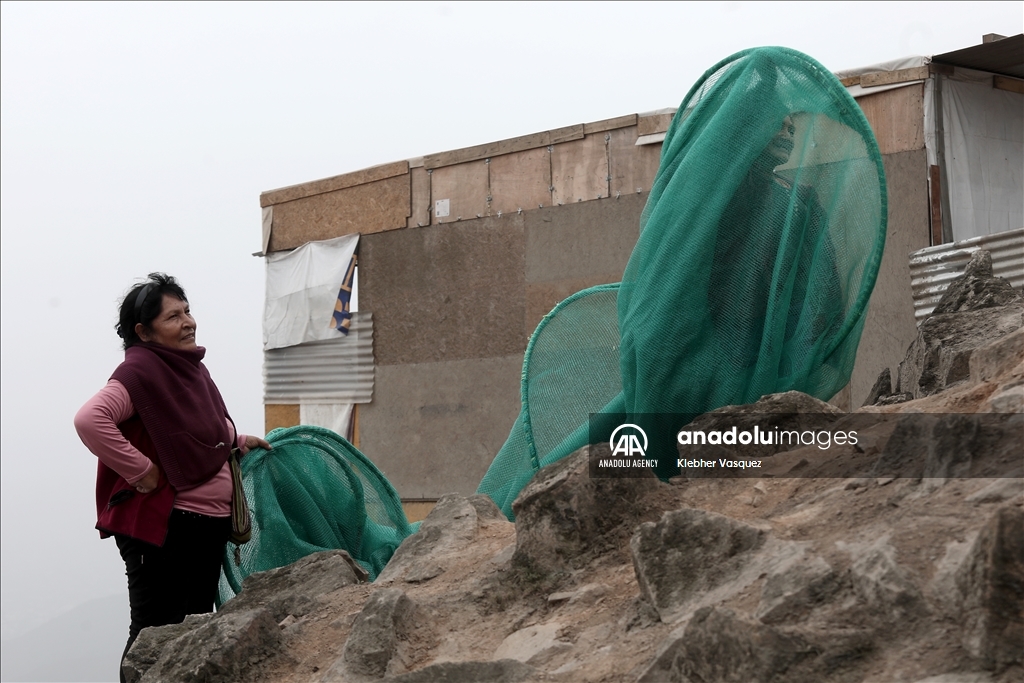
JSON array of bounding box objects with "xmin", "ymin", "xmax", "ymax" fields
[
  {"xmin": 218, "ymin": 426, "xmax": 411, "ymax": 604},
  {"xmin": 476, "ymin": 284, "xmax": 625, "ymax": 517},
  {"xmin": 479, "ymin": 46, "xmax": 887, "ymax": 513}
]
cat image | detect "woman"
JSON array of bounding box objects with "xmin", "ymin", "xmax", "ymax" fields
[{"xmin": 74, "ymin": 273, "xmax": 270, "ymax": 681}]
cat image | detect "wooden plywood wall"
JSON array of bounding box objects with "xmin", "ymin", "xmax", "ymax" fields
[{"xmin": 261, "ymin": 112, "xmax": 673, "ymax": 253}]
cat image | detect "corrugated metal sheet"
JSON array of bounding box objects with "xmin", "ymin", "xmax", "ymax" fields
[
  {"xmin": 264, "ymin": 311, "xmax": 374, "ymax": 403},
  {"xmin": 909, "ymin": 228, "xmax": 1024, "ymax": 324}
]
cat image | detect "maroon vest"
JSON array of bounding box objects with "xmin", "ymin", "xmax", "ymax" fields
[{"xmin": 110, "ymin": 343, "xmax": 233, "ymax": 491}]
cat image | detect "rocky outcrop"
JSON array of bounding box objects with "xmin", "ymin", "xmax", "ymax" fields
[
  {"xmin": 956, "ymin": 506, "xmax": 1024, "ymax": 672},
  {"xmin": 385, "ymin": 660, "xmax": 537, "ymax": 683},
  {"xmin": 220, "ymin": 549, "xmax": 366, "ymax": 622},
  {"xmin": 493, "ymin": 621, "xmax": 571, "ymax": 666},
  {"xmin": 124, "ymin": 609, "xmax": 283, "ymax": 683},
  {"xmin": 756, "ymin": 554, "xmax": 837, "ymax": 624},
  {"xmin": 325, "ymin": 588, "xmax": 423, "ymax": 681},
  {"xmin": 630, "ymin": 509, "xmax": 766, "ymax": 622},
  {"xmin": 511, "ymin": 444, "xmax": 669, "ymax": 574},
  {"xmin": 377, "ymin": 493, "xmax": 509, "ymax": 584},
  {"xmin": 847, "ymin": 535, "xmax": 927, "ymax": 622},
  {"xmin": 124, "ymin": 549, "xmax": 364, "ymax": 682},
  {"xmin": 637, "ymin": 607, "xmax": 874, "ymax": 683},
  {"xmin": 896, "ymin": 251, "xmax": 1023, "ymax": 399},
  {"xmin": 931, "ymin": 251, "xmax": 1022, "ymax": 316}
]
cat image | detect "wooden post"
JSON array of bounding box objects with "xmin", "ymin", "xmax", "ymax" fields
[{"xmin": 929, "ymin": 165, "xmax": 944, "ymax": 246}]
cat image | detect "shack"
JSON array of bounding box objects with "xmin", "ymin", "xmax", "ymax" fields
[{"xmin": 258, "ymin": 35, "xmax": 1023, "ymax": 519}]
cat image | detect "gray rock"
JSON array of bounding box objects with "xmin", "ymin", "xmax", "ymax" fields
[
  {"xmin": 877, "ymin": 392, "xmax": 914, "ymax": 405},
  {"xmin": 567, "ymin": 583, "xmax": 609, "ymax": 606},
  {"xmin": 872, "ymin": 413, "xmax": 1024, "ymax": 481},
  {"xmin": 384, "ymin": 660, "xmax": 537, "ymax": 683},
  {"xmin": 129, "ymin": 609, "xmax": 282, "ymax": 683},
  {"xmin": 932, "ymin": 251, "xmax": 1023, "ymax": 316},
  {"xmin": 493, "ymin": 622, "xmax": 571, "ymax": 665},
  {"xmin": 864, "ymin": 367, "xmax": 893, "ymax": 407},
  {"xmin": 896, "ymin": 305, "xmax": 1023, "ymax": 399},
  {"xmin": 985, "ymin": 385, "xmax": 1024, "ymax": 412},
  {"xmin": 512, "ymin": 445, "xmax": 663, "ymax": 574},
  {"xmin": 378, "ymin": 494, "xmax": 509, "ymax": 583},
  {"xmin": 965, "ymin": 479, "xmax": 1024, "ymax": 505},
  {"xmin": 221, "ymin": 549, "xmax": 366, "ymax": 622},
  {"xmin": 849, "ymin": 536, "xmax": 926, "ymax": 622},
  {"xmin": 757, "ymin": 555, "xmax": 838, "ymax": 624},
  {"xmin": 719, "ymin": 390, "xmax": 843, "ymax": 416},
  {"xmin": 630, "ymin": 509, "xmax": 766, "ymax": 623},
  {"xmin": 637, "ymin": 607, "xmax": 816, "ymax": 683},
  {"xmin": 639, "ymin": 607, "xmax": 875, "ymax": 683},
  {"xmin": 955, "ymin": 506, "xmax": 1024, "ymax": 671},
  {"xmin": 970, "ymin": 326, "xmax": 1024, "ymax": 385},
  {"xmin": 910, "ymin": 674, "xmax": 994, "ymax": 683},
  {"xmin": 329, "ymin": 588, "xmax": 421, "ymax": 680},
  {"xmin": 929, "ymin": 534, "xmax": 979, "ymax": 616},
  {"xmin": 405, "ymin": 564, "xmax": 445, "ymax": 583},
  {"xmin": 122, "ymin": 615, "xmax": 210, "ymax": 683}
]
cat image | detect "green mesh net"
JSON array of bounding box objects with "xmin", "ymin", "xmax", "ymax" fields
[
  {"xmin": 478, "ymin": 46, "xmax": 887, "ymax": 515},
  {"xmin": 218, "ymin": 425, "xmax": 411, "ymax": 604}
]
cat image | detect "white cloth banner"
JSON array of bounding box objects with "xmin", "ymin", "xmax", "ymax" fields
[
  {"xmin": 263, "ymin": 234, "xmax": 360, "ymax": 350},
  {"xmin": 300, "ymin": 402, "xmax": 354, "ymax": 438},
  {"xmin": 942, "ymin": 77, "xmax": 1024, "ymax": 241}
]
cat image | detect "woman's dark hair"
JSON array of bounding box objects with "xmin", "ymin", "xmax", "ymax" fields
[{"xmin": 116, "ymin": 273, "xmax": 188, "ymax": 349}]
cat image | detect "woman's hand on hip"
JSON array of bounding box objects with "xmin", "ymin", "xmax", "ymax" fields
[{"xmin": 134, "ymin": 465, "xmax": 161, "ymax": 494}]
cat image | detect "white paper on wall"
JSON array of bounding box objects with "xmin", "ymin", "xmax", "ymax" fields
[{"xmin": 263, "ymin": 233, "xmax": 360, "ymax": 350}]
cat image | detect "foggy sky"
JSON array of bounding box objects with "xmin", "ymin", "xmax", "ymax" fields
[{"xmin": 2, "ymin": 0, "xmax": 1020, "ymax": 648}]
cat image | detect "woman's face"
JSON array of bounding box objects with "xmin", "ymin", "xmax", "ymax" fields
[
  {"xmin": 135, "ymin": 294, "xmax": 197, "ymax": 349},
  {"xmin": 765, "ymin": 115, "xmax": 796, "ymax": 167}
]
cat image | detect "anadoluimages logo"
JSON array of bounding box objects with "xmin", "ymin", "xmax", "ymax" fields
[{"xmin": 609, "ymin": 424, "xmax": 648, "ymax": 457}]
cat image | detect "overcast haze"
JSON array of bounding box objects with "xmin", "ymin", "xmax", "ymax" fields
[{"xmin": 2, "ymin": 2, "xmax": 1021, "ymax": 679}]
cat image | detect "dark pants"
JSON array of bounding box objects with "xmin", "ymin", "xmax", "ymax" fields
[{"xmin": 115, "ymin": 509, "xmax": 230, "ymax": 682}]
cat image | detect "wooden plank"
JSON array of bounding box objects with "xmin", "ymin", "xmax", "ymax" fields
[
  {"xmin": 489, "ymin": 147, "xmax": 551, "ymax": 215},
  {"xmin": 608, "ymin": 126, "xmax": 645, "ymax": 197},
  {"xmin": 429, "ymin": 160, "xmax": 489, "ymax": 222},
  {"xmin": 402, "ymin": 500, "xmax": 437, "ymax": 523},
  {"xmin": 352, "ymin": 404, "xmax": 359, "ymax": 449},
  {"xmin": 424, "ymin": 125, "xmax": 584, "ymax": 170},
  {"xmin": 994, "ymin": 75, "xmax": 1024, "ymax": 94},
  {"xmin": 261, "ymin": 160, "xmax": 409, "ymax": 207},
  {"xmin": 265, "ymin": 404, "xmax": 299, "ymax": 433},
  {"xmin": 583, "ymin": 114, "xmax": 639, "ymax": 135},
  {"xmin": 637, "ymin": 111, "xmax": 676, "ymax": 136},
  {"xmin": 551, "ymin": 134, "xmax": 609, "ymax": 205},
  {"xmin": 856, "ymin": 84, "xmax": 925, "ymax": 155},
  {"xmin": 407, "ymin": 166, "xmax": 431, "ymax": 228},
  {"xmin": 839, "ymin": 75, "xmax": 861, "ymax": 87},
  {"xmin": 930, "ymin": 165, "xmax": 944, "ymax": 246},
  {"xmin": 635, "ymin": 144, "xmax": 663, "ymax": 194},
  {"xmin": 860, "ymin": 66, "xmax": 930, "ymax": 88},
  {"xmin": 268, "ymin": 174, "xmax": 411, "ymax": 251}
]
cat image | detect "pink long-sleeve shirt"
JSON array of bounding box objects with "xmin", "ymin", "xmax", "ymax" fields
[{"xmin": 75, "ymin": 379, "xmax": 247, "ymax": 517}]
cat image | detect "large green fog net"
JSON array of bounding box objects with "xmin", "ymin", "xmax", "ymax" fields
[
  {"xmin": 218, "ymin": 426, "xmax": 411, "ymax": 604},
  {"xmin": 479, "ymin": 47, "xmax": 887, "ymax": 516}
]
